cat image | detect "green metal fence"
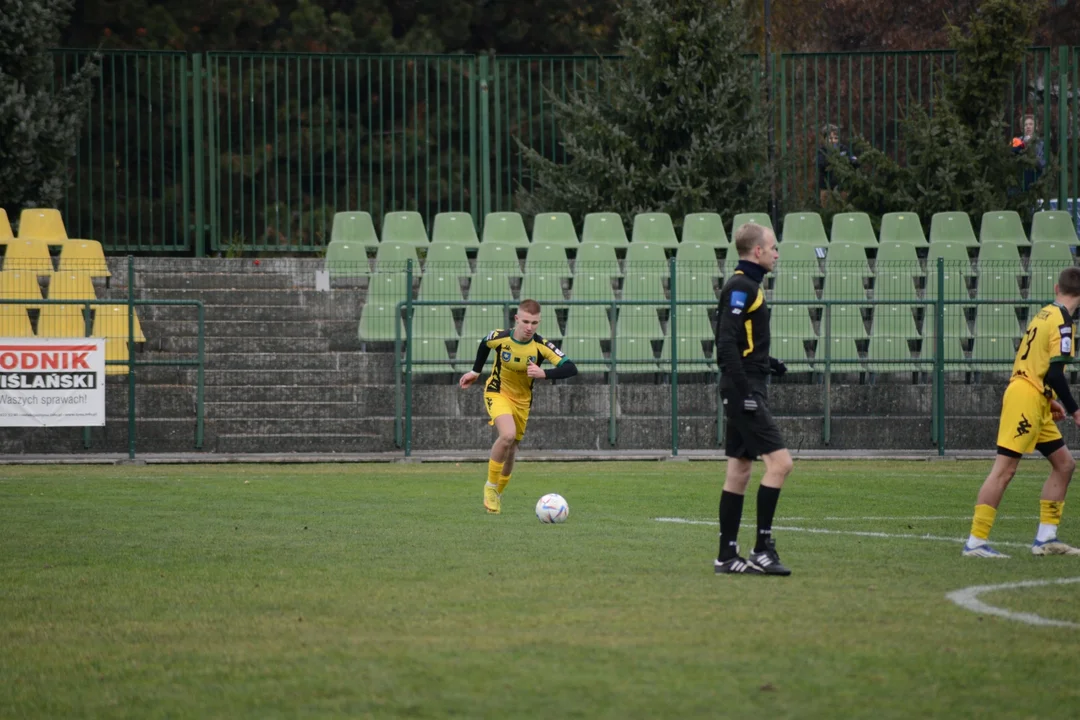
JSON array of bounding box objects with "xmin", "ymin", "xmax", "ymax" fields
[{"xmin": 45, "ymin": 48, "xmax": 1080, "ymax": 254}]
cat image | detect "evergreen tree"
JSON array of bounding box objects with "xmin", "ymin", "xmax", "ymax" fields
[
  {"xmin": 823, "ymin": 0, "xmax": 1049, "ymax": 230},
  {"xmin": 0, "ymin": 0, "xmax": 98, "ymax": 216},
  {"xmin": 515, "ymin": 0, "xmax": 770, "ymax": 227}
]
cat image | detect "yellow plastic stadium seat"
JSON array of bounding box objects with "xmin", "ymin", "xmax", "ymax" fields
[
  {"xmin": 0, "ymin": 270, "xmax": 44, "ymax": 310},
  {"xmin": 38, "ymin": 305, "xmax": 91, "ymax": 338},
  {"xmin": 3, "ymin": 238, "xmax": 54, "ymax": 274},
  {"xmin": 18, "ymin": 208, "xmax": 67, "ymax": 242},
  {"xmin": 0, "ymin": 209, "xmax": 13, "ymax": 240},
  {"xmin": 47, "ymin": 272, "xmax": 97, "ymax": 301},
  {"xmin": 58, "ymin": 239, "xmax": 111, "ymax": 278},
  {"xmin": 0, "ymin": 308, "xmax": 35, "ymax": 338},
  {"xmin": 92, "ymin": 305, "xmax": 146, "ymax": 343}
]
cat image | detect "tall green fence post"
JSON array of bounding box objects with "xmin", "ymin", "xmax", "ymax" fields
[
  {"xmin": 127, "ymin": 256, "xmax": 137, "ymax": 459},
  {"xmin": 195, "ymin": 300, "xmax": 205, "ymax": 449},
  {"xmin": 1060, "ymin": 46, "xmax": 1070, "ymax": 217},
  {"xmin": 191, "ymin": 54, "xmax": 205, "ymax": 257},
  {"xmin": 822, "ymin": 303, "xmax": 832, "ymax": 445},
  {"xmin": 669, "ymin": 257, "xmax": 678, "ymax": 456},
  {"xmin": 404, "ymin": 260, "xmax": 415, "ymax": 457},
  {"xmin": 608, "ymin": 300, "xmax": 617, "ymax": 447},
  {"xmin": 935, "ymin": 257, "xmax": 946, "ymax": 455},
  {"xmin": 477, "ymin": 55, "xmax": 490, "ymax": 224}
]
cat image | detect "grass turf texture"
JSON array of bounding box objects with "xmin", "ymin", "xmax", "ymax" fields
[{"xmin": 3, "ymin": 460, "xmax": 1080, "ymax": 719}]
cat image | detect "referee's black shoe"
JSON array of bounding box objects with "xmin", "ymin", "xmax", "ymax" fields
[
  {"xmin": 713, "ymin": 555, "xmax": 764, "ymax": 574},
  {"xmin": 747, "ymin": 538, "xmax": 792, "ymax": 576}
]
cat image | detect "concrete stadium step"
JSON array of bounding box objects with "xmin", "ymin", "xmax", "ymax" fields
[
  {"xmin": 133, "ymin": 272, "xmax": 296, "ymax": 290},
  {"xmin": 212, "ymin": 433, "xmax": 391, "ymax": 454},
  {"xmin": 214, "ymin": 418, "xmax": 396, "ymax": 435},
  {"xmin": 140, "ymin": 303, "xmax": 362, "ymax": 324},
  {"xmin": 0, "ymin": 419, "xmax": 206, "ymax": 454},
  {"xmin": 153, "ymin": 336, "xmax": 331, "ymax": 354},
  {"xmin": 136, "ymin": 288, "xmax": 363, "ymax": 308},
  {"xmin": 203, "ymin": 353, "xmax": 360, "ymax": 371},
  {"xmin": 206, "ymin": 385, "xmax": 366, "ymax": 404},
  {"xmin": 149, "ymin": 319, "xmax": 357, "ymax": 337},
  {"xmin": 208, "ymin": 401, "xmax": 370, "ymax": 420}
]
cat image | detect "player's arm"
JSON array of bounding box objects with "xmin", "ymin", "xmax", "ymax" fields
[
  {"xmin": 528, "ymin": 340, "xmax": 578, "ymax": 379},
  {"xmin": 458, "ymin": 333, "xmax": 498, "ymax": 389},
  {"xmin": 715, "ymin": 281, "xmax": 751, "ymax": 399},
  {"xmin": 1045, "ymin": 362, "xmax": 1078, "ymax": 415}
]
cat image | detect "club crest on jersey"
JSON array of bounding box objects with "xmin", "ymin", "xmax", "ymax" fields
[
  {"xmin": 730, "ymin": 290, "xmax": 748, "ymax": 315},
  {"xmin": 1063, "ymin": 336, "xmax": 1072, "ymax": 354},
  {"xmin": 501, "ymin": 350, "xmax": 512, "ymax": 362}
]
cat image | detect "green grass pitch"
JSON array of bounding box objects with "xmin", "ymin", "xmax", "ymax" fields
[{"xmin": 3, "ymin": 460, "xmax": 1080, "ymax": 718}]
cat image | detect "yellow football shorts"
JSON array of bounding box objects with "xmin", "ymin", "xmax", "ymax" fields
[
  {"xmin": 485, "ymin": 393, "xmax": 529, "ymax": 441},
  {"xmin": 995, "ymin": 380, "xmax": 1061, "ymax": 455}
]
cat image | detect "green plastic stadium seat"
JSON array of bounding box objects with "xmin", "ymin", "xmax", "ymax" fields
[
  {"xmin": 866, "ymin": 336, "xmax": 919, "ymax": 372},
  {"xmin": 874, "ymin": 246, "xmax": 922, "ymax": 303},
  {"xmin": 872, "ymin": 305, "xmax": 919, "ymax": 338},
  {"xmin": 358, "ymin": 300, "xmax": 402, "ymax": 342},
  {"xmin": 525, "ymin": 243, "xmax": 572, "ymax": 277},
  {"xmin": 681, "ymin": 213, "xmax": 729, "ymax": 247},
  {"xmin": 667, "ymin": 305, "xmax": 714, "ymax": 340},
  {"xmin": 930, "ymin": 212, "xmax": 978, "ymax": 247},
  {"xmin": 431, "ymin": 212, "xmax": 480, "ymax": 248},
  {"xmin": 531, "ymin": 212, "xmax": 579, "ymax": 247},
  {"xmin": 570, "ymin": 273, "xmax": 616, "ymax": 303},
  {"xmin": 411, "ymin": 304, "xmax": 458, "ymax": 339},
  {"xmin": 482, "ymin": 212, "xmax": 530, "ymax": 248},
  {"xmin": 880, "ymin": 212, "xmax": 928, "ymax": 247},
  {"xmin": 617, "ymin": 305, "xmax": 664, "ymax": 339},
  {"xmin": 825, "ymin": 242, "xmax": 871, "ymax": 276},
  {"xmin": 769, "ymin": 335, "xmax": 813, "ymax": 373},
  {"xmin": 970, "ymin": 335, "xmax": 1017, "ymax": 371},
  {"xmin": 821, "ymin": 336, "xmax": 863, "ymax": 370},
  {"xmin": 822, "ymin": 270, "xmax": 867, "ymax": 303},
  {"xmin": 574, "ymin": 242, "xmax": 622, "ymax": 277},
  {"xmin": 974, "ymin": 304, "xmax": 1021, "ymax": 338},
  {"xmin": 875, "ymin": 241, "xmax": 923, "ymax": 273},
  {"xmin": 772, "ymin": 305, "xmax": 816, "ymax": 339},
  {"xmin": 927, "ymin": 241, "xmax": 974, "ymax": 275},
  {"xmin": 374, "ymin": 243, "xmax": 420, "ymax": 274},
  {"xmin": 381, "ymin": 211, "xmax": 429, "ymax": 247},
  {"xmin": 621, "ymin": 270, "xmax": 667, "ymax": 302},
  {"xmin": 625, "ymin": 242, "xmax": 668, "ymax": 268},
  {"xmin": 332, "ymin": 211, "xmax": 380, "ymax": 249},
  {"xmin": 659, "ymin": 335, "xmax": 714, "ymax": 372},
  {"xmin": 324, "ymin": 241, "xmax": 370, "ymax": 277},
  {"xmin": 980, "ymin": 211, "xmax": 1029, "ymax": 247},
  {"xmin": 821, "ymin": 304, "xmax": 868, "ymax": 338},
  {"xmin": 460, "ymin": 305, "xmax": 510, "ymax": 341},
  {"xmin": 1031, "ymin": 211, "xmax": 1079, "ymax": 245},
  {"xmin": 675, "ymin": 242, "xmax": 720, "ymax": 268},
  {"xmin": 613, "ymin": 336, "xmax": 658, "ymax": 371},
  {"xmin": 564, "ymin": 306, "xmax": 612, "ymax": 339},
  {"xmin": 672, "ymin": 268, "xmax": 717, "ymax": 301},
  {"xmin": 771, "ymin": 267, "xmax": 819, "ymax": 304},
  {"xmin": 831, "ymin": 212, "xmax": 878, "ymax": 246},
  {"xmin": 408, "ymin": 336, "xmax": 455, "ymax": 373},
  {"xmin": 782, "ymin": 212, "xmax": 828, "ymax": 247},
  {"xmin": 977, "ymin": 242, "xmax": 1023, "ymax": 301},
  {"xmin": 467, "ymin": 274, "xmax": 514, "ymax": 303},
  {"xmin": 475, "ymin": 243, "xmax": 522, "ymax": 277},
  {"xmin": 926, "ymin": 305, "xmax": 972, "ymax": 340},
  {"xmin": 424, "ymin": 242, "xmax": 472, "ymax": 278},
  {"xmin": 631, "ymin": 213, "xmax": 679, "ymax": 248},
  {"xmin": 416, "ymin": 274, "xmax": 463, "ymax": 302},
  {"xmin": 519, "ymin": 274, "xmax": 568, "ymax": 314},
  {"xmin": 582, "ymin": 212, "xmax": 629, "ymax": 247},
  {"xmin": 1028, "ymin": 242, "xmax": 1073, "ymax": 306},
  {"xmin": 731, "ymin": 213, "xmax": 773, "ymax": 232},
  {"xmin": 366, "ymin": 273, "xmax": 410, "ymax": 303},
  {"xmin": 560, "ymin": 336, "xmax": 609, "ymax": 373}
]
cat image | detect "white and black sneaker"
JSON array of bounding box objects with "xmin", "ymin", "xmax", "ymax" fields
[
  {"xmin": 713, "ymin": 555, "xmax": 764, "ymax": 574},
  {"xmin": 747, "ymin": 539, "xmax": 792, "ymax": 576}
]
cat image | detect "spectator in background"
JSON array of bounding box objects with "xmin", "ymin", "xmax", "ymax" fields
[
  {"xmin": 817, "ymin": 124, "xmax": 857, "ymax": 206},
  {"xmin": 1012, "ymin": 114, "xmax": 1046, "ymax": 190}
]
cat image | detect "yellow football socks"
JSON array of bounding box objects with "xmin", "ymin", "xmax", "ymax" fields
[
  {"xmin": 496, "ymin": 473, "xmax": 511, "ymax": 495},
  {"xmin": 1040, "ymin": 500, "xmax": 1064, "ymax": 525},
  {"xmin": 970, "ymin": 504, "xmax": 997, "ymax": 541},
  {"xmin": 487, "ymin": 460, "xmax": 504, "ymax": 487}
]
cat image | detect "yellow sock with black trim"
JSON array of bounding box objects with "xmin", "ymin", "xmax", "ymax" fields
[
  {"xmin": 969, "ymin": 504, "xmax": 997, "ymax": 544},
  {"xmin": 487, "ymin": 460, "xmax": 504, "ymax": 488},
  {"xmin": 496, "ymin": 474, "xmax": 511, "ymax": 495},
  {"xmin": 1037, "ymin": 500, "xmax": 1065, "ymax": 542}
]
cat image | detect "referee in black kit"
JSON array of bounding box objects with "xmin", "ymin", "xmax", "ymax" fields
[{"xmin": 713, "ymin": 222, "xmax": 794, "ymax": 576}]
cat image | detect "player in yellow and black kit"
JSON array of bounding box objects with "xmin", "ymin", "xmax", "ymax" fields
[
  {"xmin": 964, "ymin": 266, "xmax": 1080, "ymax": 558},
  {"xmin": 458, "ymin": 299, "xmax": 578, "ymax": 514}
]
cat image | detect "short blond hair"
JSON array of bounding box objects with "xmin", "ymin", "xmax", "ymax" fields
[
  {"xmin": 734, "ymin": 223, "xmax": 769, "ymax": 258},
  {"xmin": 518, "ymin": 298, "xmax": 541, "ymax": 314}
]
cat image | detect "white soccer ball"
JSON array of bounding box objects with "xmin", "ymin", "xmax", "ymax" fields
[{"xmin": 535, "ymin": 493, "xmax": 569, "ymax": 524}]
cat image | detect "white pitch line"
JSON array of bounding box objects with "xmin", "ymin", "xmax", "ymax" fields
[
  {"xmin": 946, "ymin": 577, "xmax": 1080, "ymax": 628},
  {"xmin": 653, "ymin": 517, "xmax": 1031, "ymax": 549}
]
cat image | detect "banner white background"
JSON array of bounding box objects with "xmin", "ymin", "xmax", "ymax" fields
[{"xmin": 0, "ymin": 338, "xmax": 106, "ymax": 427}]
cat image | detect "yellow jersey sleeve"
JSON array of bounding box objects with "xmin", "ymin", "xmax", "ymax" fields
[
  {"xmin": 535, "ymin": 336, "xmax": 567, "ymax": 366},
  {"xmin": 484, "ymin": 330, "xmax": 508, "ymax": 350}
]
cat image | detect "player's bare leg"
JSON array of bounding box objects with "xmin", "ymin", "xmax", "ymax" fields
[
  {"xmin": 965, "ymin": 454, "xmax": 1021, "ymax": 557},
  {"xmin": 1032, "ymin": 446, "xmax": 1080, "ymax": 555},
  {"xmin": 484, "ymin": 415, "xmax": 516, "ymax": 514}
]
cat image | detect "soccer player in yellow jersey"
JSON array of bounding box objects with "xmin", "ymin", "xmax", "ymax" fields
[
  {"xmin": 458, "ymin": 299, "xmax": 578, "ymax": 514},
  {"xmin": 964, "ymin": 267, "xmax": 1080, "ymax": 557}
]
